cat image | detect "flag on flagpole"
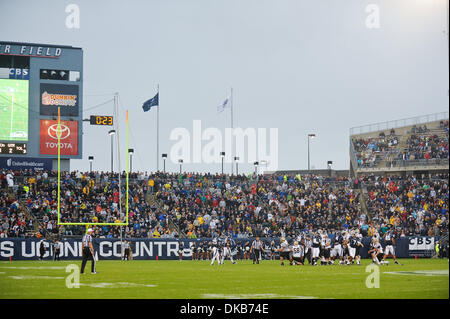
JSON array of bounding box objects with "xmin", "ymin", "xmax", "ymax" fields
[
  {"xmin": 142, "ymin": 92, "xmax": 159, "ymax": 112},
  {"xmin": 217, "ymin": 97, "xmax": 231, "ymax": 113}
]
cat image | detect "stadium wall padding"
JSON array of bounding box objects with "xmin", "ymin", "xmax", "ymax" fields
[{"xmin": 0, "ymin": 236, "xmax": 438, "ymax": 261}]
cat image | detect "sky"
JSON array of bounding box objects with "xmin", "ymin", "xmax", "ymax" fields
[{"xmin": 0, "ymin": 0, "xmax": 448, "ymax": 174}]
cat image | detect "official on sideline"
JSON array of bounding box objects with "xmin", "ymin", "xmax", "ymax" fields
[{"xmin": 81, "ymin": 228, "xmax": 96, "ymax": 274}]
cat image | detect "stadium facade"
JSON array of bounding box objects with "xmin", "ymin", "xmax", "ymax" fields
[{"xmin": 0, "ymin": 41, "xmax": 83, "ymax": 171}]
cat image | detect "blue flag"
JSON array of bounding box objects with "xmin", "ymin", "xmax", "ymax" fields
[{"xmin": 142, "ymin": 92, "xmax": 159, "ymax": 112}]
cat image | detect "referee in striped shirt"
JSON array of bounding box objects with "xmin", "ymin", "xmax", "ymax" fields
[
  {"xmin": 251, "ymin": 237, "xmax": 264, "ymax": 264},
  {"xmin": 81, "ymin": 228, "xmax": 96, "ymax": 274}
]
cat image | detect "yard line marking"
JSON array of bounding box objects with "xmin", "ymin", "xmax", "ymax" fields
[
  {"xmin": 383, "ymin": 270, "xmax": 449, "ymax": 277},
  {"xmin": 8, "ymin": 275, "xmax": 65, "ymax": 280},
  {"xmin": 79, "ymin": 282, "xmax": 157, "ymax": 288},
  {"xmin": 202, "ymin": 293, "xmax": 317, "ymax": 299},
  {"xmin": 0, "ymin": 266, "xmax": 66, "ymax": 270}
]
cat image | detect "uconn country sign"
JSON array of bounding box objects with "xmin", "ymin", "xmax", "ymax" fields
[{"xmin": 0, "ymin": 237, "xmax": 435, "ymax": 261}]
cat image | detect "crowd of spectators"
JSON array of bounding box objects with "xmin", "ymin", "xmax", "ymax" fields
[
  {"xmin": 360, "ymin": 174, "xmax": 448, "ymax": 238},
  {"xmin": 353, "ymin": 121, "xmax": 449, "ymax": 169},
  {"xmin": 0, "ymin": 169, "xmax": 448, "ymax": 242},
  {"xmin": 352, "ymin": 129, "xmax": 399, "ymax": 168}
]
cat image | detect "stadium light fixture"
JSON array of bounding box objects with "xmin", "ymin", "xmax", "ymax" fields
[
  {"xmin": 88, "ymin": 156, "xmax": 94, "ymax": 172},
  {"xmin": 234, "ymin": 156, "xmax": 239, "ymax": 175},
  {"xmin": 128, "ymin": 148, "xmax": 134, "ymax": 173},
  {"xmin": 162, "ymin": 153, "xmax": 167, "ymax": 172},
  {"xmin": 220, "ymin": 152, "xmax": 225, "ymax": 174}
]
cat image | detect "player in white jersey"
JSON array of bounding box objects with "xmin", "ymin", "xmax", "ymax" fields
[
  {"xmin": 277, "ymin": 237, "xmax": 292, "ymax": 266},
  {"xmin": 221, "ymin": 239, "xmax": 236, "ymax": 264},
  {"xmin": 368, "ymin": 237, "xmax": 383, "ymax": 265},
  {"xmin": 210, "ymin": 238, "xmax": 221, "ymax": 265},
  {"xmin": 291, "ymin": 241, "xmax": 304, "ymax": 265},
  {"xmin": 382, "ymin": 232, "xmax": 399, "ymax": 264}
]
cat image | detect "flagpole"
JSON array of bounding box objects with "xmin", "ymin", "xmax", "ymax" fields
[
  {"xmin": 230, "ymin": 87, "xmax": 234, "ymax": 175},
  {"xmin": 157, "ymin": 84, "xmax": 160, "ymax": 172}
]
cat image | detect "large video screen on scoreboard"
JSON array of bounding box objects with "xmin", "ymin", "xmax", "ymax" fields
[{"xmin": 0, "ymin": 79, "xmax": 29, "ymax": 141}]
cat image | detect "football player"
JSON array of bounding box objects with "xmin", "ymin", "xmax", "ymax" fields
[
  {"xmin": 331, "ymin": 231, "xmax": 344, "ymax": 265},
  {"xmin": 291, "ymin": 241, "xmax": 304, "ymax": 265},
  {"xmin": 311, "ymin": 232, "xmax": 321, "ymax": 266},
  {"xmin": 382, "ymin": 231, "xmax": 399, "ymax": 265},
  {"xmin": 210, "ymin": 237, "xmax": 221, "ymax": 265},
  {"xmin": 368, "ymin": 237, "xmax": 383, "ymax": 265},
  {"xmin": 277, "ymin": 237, "xmax": 292, "ymax": 266}
]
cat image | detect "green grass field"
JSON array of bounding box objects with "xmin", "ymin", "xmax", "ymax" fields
[
  {"xmin": 0, "ymin": 78, "xmax": 29, "ymax": 141},
  {"xmin": 0, "ymin": 259, "xmax": 448, "ymax": 299}
]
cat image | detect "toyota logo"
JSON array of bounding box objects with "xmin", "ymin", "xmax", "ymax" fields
[{"xmin": 48, "ymin": 124, "xmax": 71, "ymax": 140}]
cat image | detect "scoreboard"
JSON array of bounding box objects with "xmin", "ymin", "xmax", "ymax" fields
[
  {"xmin": 0, "ymin": 142, "xmax": 27, "ymax": 154},
  {"xmin": 90, "ymin": 115, "xmax": 113, "ymax": 126}
]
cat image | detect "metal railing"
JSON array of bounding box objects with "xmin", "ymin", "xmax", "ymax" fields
[{"xmin": 350, "ymin": 111, "xmax": 449, "ymax": 136}]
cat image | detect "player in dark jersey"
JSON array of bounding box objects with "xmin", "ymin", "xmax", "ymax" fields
[
  {"xmin": 331, "ymin": 232, "xmax": 344, "ymax": 265},
  {"xmin": 311, "ymin": 233, "xmax": 321, "ymax": 266},
  {"xmin": 382, "ymin": 232, "xmax": 399, "ymax": 264}
]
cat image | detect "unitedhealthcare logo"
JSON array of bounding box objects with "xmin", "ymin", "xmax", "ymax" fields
[{"xmin": 6, "ymin": 158, "xmax": 12, "ymax": 167}]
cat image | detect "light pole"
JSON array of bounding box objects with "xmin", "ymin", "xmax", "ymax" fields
[
  {"xmin": 307, "ymin": 133, "xmax": 316, "ymax": 172},
  {"xmin": 234, "ymin": 156, "xmax": 239, "ymax": 175},
  {"xmin": 327, "ymin": 160, "xmax": 333, "ymax": 177},
  {"xmin": 254, "ymin": 161, "xmax": 259, "ymax": 176},
  {"xmin": 162, "ymin": 154, "xmax": 167, "ymax": 172},
  {"xmin": 178, "ymin": 159, "xmax": 183, "ymax": 174},
  {"xmin": 88, "ymin": 156, "xmax": 94, "ymax": 172},
  {"xmin": 128, "ymin": 148, "xmax": 134, "ymax": 173},
  {"xmin": 220, "ymin": 151, "xmax": 225, "ymax": 174},
  {"xmin": 108, "ymin": 129, "xmax": 116, "ymax": 173}
]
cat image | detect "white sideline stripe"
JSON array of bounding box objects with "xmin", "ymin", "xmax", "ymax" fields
[
  {"xmin": 203, "ymin": 293, "xmax": 317, "ymax": 299},
  {"xmin": 383, "ymin": 270, "xmax": 449, "ymax": 277},
  {"xmin": 79, "ymin": 282, "xmax": 157, "ymax": 288},
  {"xmin": 0, "ymin": 266, "xmax": 66, "ymax": 270},
  {"xmin": 8, "ymin": 275, "xmax": 65, "ymax": 280}
]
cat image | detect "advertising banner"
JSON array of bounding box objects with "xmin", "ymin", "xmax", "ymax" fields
[
  {"xmin": 40, "ymin": 83, "xmax": 79, "ymax": 116},
  {"xmin": 408, "ymin": 236, "xmax": 436, "ymax": 257},
  {"xmin": 0, "ymin": 237, "xmax": 422, "ymax": 261},
  {"xmin": 0, "ymin": 157, "xmax": 52, "ymax": 171},
  {"xmin": 39, "ymin": 119, "xmax": 78, "ymax": 156}
]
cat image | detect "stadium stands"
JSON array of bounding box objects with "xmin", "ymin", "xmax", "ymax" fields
[
  {"xmin": 0, "ymin": 169, "xmax": 448, "ymax": 243},
  {"xmin": 350, "ymin": 115, "xmax": 449, "ymax": 174}
]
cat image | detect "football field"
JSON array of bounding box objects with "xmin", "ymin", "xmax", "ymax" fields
[
  {"xmin": 0, "ymin": 78, "xmax": 29, "ymax": 141},
  {"xmin": 0, "ymin": 259, "xmax": 448, "ymax": 299}
]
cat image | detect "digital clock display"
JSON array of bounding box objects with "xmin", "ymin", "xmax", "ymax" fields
[
  {"xmin": 89, "ymin": 115, "xmax": 113, "ymax": 126},
  {"xmin": 0, "ymin": 142, "xmax": 27, "ymax": 154}
]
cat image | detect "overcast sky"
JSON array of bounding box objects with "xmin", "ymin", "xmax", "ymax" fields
[{"xmin": 1, "ymin": 0, "xmax": 448, "ymax": 174}]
